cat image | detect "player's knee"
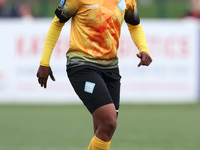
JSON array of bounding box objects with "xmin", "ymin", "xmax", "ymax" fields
[
  {"xmin": 108, "ymin": 119, "xmax": 117, "ymax": 132},
  {"xmin": 103, "ymin": 117, "xmax": 117, "ymax": 133}
]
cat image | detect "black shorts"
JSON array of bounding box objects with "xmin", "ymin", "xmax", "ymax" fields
[{"xmin": 67, "ymin": 65, "xmax": 121, "ymax": 114}]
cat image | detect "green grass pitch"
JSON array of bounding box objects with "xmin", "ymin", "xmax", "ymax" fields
[{"xmin": 0, "ymin": 104, "xmax": 200, "ymax": 150}]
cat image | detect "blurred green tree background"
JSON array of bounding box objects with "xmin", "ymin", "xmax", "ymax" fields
[{"xmin": 6, "ymin": 0, "xmax": 189, "ymax": 18}]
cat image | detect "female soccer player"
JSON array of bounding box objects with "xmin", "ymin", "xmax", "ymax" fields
[{"xmin": 37, "ymin": 0, "xmax": 152, "ymax": 149}]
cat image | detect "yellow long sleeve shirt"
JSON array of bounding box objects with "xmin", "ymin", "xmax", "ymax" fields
[{"xmin": 40, "ymin": 0, "xmax": 149, "ymax": 68}]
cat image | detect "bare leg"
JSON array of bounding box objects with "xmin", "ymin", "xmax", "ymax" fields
[
  {"xmin": 92, "ymin": 103, "xmax": 117, "ymax": 142},
  {"xmin": 93, "ymin": 118, "xmax": 98, "ymax": 134}
]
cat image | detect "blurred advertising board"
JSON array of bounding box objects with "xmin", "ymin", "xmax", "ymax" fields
[{"xmin": 0, "ymin": 18, "xmax": 199, "ymax": 103}]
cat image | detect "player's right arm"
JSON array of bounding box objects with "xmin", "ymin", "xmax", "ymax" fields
[
  {"xmin": 37, "ymin": 0, "xmax": 78, "ymax": 88},
  {"xmin": 37, "ymin": 16, "xmax": 65, "ymax": 88},
  {"xmin": 40, "ymin": 16, "xmax": 65, "ymax": 67}
]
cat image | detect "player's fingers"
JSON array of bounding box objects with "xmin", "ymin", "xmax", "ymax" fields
[
  {"xmin": 138, "ymin": 58, "xmax": 149, "ymax": 67},
  {"xmin": 138, "ymin": 61, "xmax": 142, "ymax": 67},
  {"xmin": 49, "ymin": 72, "xmax": 55, "ymax": 81},
  {"xmin": 48, "ymin": 67, "xmax": 55, "ymax": 81},
  {"xmin": 37, "ymin": 73, "xmax": 41, "ymax": 84},
  {"xmin": 40, "ymin": 78, "xmax": 44, "ymax": 87},
  {"xmin": 43, "ymin": 79, "xmax": 47, "ymax": 88},
  {"xmin": 38, "ymin": 77, "xmax": 43, "ymax": 85},
  {"xmin": 146, "ymin": 61, "xmax": 150, "ymax": 66},
  {"xmin": 136, "ymin": 53, "xmax": 141, "ymax": 58},
  {"xmin": 38, "ymin": 77, "xmax": 41, "ymax": 84},
  {"xmin": 43, "ymin": 78, "xmax": 48, "ymax": 88},
  {"xmin": 39, "ymin": 78, "xmax": 46, "ymax": 88},
  {"xmin": 142, "ymin": 55, "xmax": 150, "ymax": 65},
  {"xmin": 146, "ymin": 57, "xmax": 152, "ymax": 66},
  {"xmin": 137, "ymin": 53, "xmax": 142, "ymax": 67},
  {"xmin": 149, "ymin": 57, "xmax": 153, "ymax": 63}
]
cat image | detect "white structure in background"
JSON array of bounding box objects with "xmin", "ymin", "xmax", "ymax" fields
[{"xmin": 0, "ymin": 18, "xmax": 199, "ymax": 104}]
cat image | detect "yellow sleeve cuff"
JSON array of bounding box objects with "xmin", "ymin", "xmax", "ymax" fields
[
  {"xmin": 40, "ymin": 16, "xmax": 65, "ymax": 66},
  {"xmin": 127, "ymin": 23, "xmax": 150, "ymax": 54}
]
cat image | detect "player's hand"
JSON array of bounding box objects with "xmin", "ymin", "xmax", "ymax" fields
[
  {"xmin": 36, "ymin": 65, "xmax": 55, "ymax": 88},
  {"xmin": 136, "ymin": 51, "xmax": 152, "ymax": 67}
]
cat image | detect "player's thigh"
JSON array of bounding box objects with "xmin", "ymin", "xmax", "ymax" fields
[
  {"xmin": 107, "ymin": 81, "xmax": 120, "ymax": 112},
  {"xmin": 104, "ymin": 68, "xmax": 121, "ymax": 113}
]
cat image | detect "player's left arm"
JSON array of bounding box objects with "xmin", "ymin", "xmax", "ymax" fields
[{"xmin": 124, "ymin": 2, "xmax": 152, "ymax": 67}]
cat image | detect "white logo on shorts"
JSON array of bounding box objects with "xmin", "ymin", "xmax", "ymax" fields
[{"xmin": 84, "ymin": 81, "xmax": 96, "ymax": 94}]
